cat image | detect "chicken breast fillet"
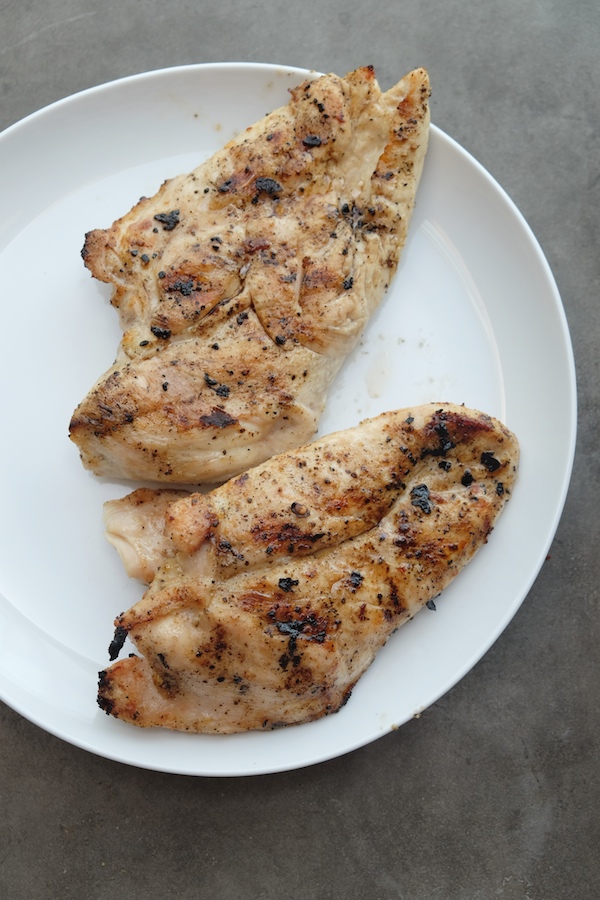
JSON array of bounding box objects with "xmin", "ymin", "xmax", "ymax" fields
[
  {"xmin": 98, "ymin": 403, "xmax": 519, "ymax": 733},
  {"xmin": 70, "ymin": 66, "xmax": 430, "ymax": 484}
]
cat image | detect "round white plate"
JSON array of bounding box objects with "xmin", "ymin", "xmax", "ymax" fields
[{"xmin": 0, "ymin": 63, "xmax": 576, "ymax": 776}]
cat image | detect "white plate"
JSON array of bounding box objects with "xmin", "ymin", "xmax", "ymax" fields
[{"xmin": 0, "ymin": 63, "xmax": 576, "ymax": 776}]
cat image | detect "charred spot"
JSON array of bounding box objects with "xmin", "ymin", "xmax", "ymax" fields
[
  {"xmin": 168, "ymin": 278, "xmax": 196, "ymax": 296},
  {"xmin": 420, "ymin": 418, "xmax": 456, "ymax": 458},
  {"xmin": 108, "ymin": 625, "xmax": 128, "ymax": 661},
  {"xmin": 410, "ymin": 484, "xmax": 433, "ymax": 514},
  {"xmin": 271, "ymin": 609, "xmax": 330, "ymax": 664},
  {"xmin": 348, "ymin": 571, "xmax": 364, "ymax": 591},
  {"xmin": 278, "ymin": 577, "xmax": 299, "ymax": 593},
  {"xmin": 154, "ymin": 209, "xmax": 180, "ymax": 231},
  {"xmin": 426, "ymin": 410, "xmax": 493, "ymax": 457},
  {"xmin": 150, "ymin": 325, "xmax": 172, "ymax": 340},
  {"xmin": 461, "ymin": 470, "xmax": 474, "ymax": 487},
  {"xmin": 255, "ymin": 176, "xmax": 283, "ymax": 195},
  {"xmin": 204, "ymin": 373, "xmax": 230, "ymax": 397},
  {"xmin": 302, "ymin": 134, "xmax": 322, "ymax": 147},
  {"xmin": 97, "ymin": 671, "xmax": 114, "ymax": 714},
  {"xmin": 251, "ymin": 521, "xmax": 325, "ymax": 554},
  {"xmin": 481, "ymin": 451, "xmax": 502, "ymax": 472},
  {"xmin": 199, "ymin": 408, "xmax": 238, "ymax": 428}
]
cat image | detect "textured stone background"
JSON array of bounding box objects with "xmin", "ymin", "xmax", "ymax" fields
[{"xmin": 1, "ymin": 1, "xmax": 598, "ymax": 897}]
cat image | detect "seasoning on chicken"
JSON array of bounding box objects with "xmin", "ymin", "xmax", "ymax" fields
[
  {"xmin": 98, "ymin": 403, "xmax": 518, "ymax": 733},
  {"xmin": 70, "ymin": 66, "xmax": 430, "ymax": 484}
]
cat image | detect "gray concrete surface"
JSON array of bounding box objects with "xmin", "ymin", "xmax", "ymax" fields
[{"xmin": 1, "ymin": 1, "xmax": 598, "ymax": 897}]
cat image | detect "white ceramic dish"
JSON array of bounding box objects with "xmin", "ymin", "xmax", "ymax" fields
[{"xmin": 0, "ymin": 63, "xmax": 576, "ymax": 776}]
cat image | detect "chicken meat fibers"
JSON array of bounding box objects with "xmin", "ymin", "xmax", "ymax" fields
[
  {"xmin": 70, "ymin": 66, "xmax": 430, "ymax": 484},
  {"xmin": 98, "ymin": 403, "xmax": 519, "ymax": 733}
]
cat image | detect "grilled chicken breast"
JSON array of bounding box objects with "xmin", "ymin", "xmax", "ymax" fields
[
  {"xmin": 98, "ymin": 403, "xmax": 519, "ymax": 733},
  {"xmin": 70, "ymin": 66, "xmax": 430, "ymax": 484}
]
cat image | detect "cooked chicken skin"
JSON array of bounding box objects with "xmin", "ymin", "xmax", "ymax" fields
[
  {"xmin": 98, "ymin": 403, "xmax": 519, "ymax": 733},
  {"xmin": 70, "ymin": 66, "xmax": 430, "ymax": 484}
]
